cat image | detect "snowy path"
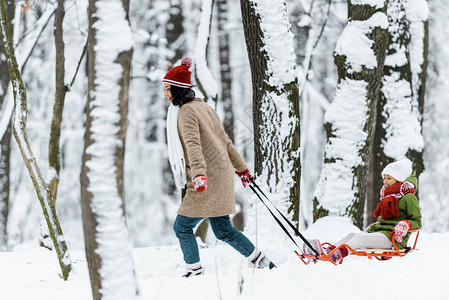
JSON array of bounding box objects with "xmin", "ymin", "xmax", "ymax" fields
[{"xmin": 1, "ymin": 218, "xmax": 448, "ymax": 300}]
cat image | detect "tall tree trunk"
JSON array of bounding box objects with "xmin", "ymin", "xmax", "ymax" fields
[
  {"xmin": 368, "ymin": 0, "xmax": 425, "ymax": 224},
  {"xmin": 166, "ymin": 0, "xmax": 184, "ymax": 65},
  {"xmin": 313, "ymin": 0, "xmax": 389, "ymax": 228},
  {"xmin": 217, "ymin": 0, "xmax": 234, "ymax": 142},
  {"xmin": 195, "ymin": 0, "xmax": 219, "ymax": 105},
  {"xmin": 0, "ymin": 126, "xmax": 10, "ymax": 250},
  {"xmin": 163, "ymin": 0, "xmax": 185, "ymax": 197},
  {"xmin": 240, "ymin": 0, "xmax": 301, "ymax": 225},
  {"xmin": 0, "ymin": 0, "xmax": 71, "ymax": 278},
  {"xmin": 404, "ymin": 0, "xmax": 428, "ymax": 173},
  {"xmin": 81, "ymin": 0, "xmax": 139, "ymax": 298},
  {"xmin": 0, "ymin": 0, "xmax": 14, "ymax": 251},
  {"xmin": 41, "ymin": 0, "xmax": 68, "ymax": 249},
  {"xmin": 48, "ymin": 0, "xmax": 67, "ymax": 202}
]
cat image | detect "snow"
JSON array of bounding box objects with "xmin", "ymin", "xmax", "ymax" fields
[
  {"xmin": 85, "ymin": 0, "xmax": 139, "ymax": 298},
  {"xmin": 314, "ymin": 78, "xmax": 368, "ymax": 214},
  {"xmin": 251, "ymin": 0, "xmax": 297, "ymax": 86},
  {"xmin": 194, "ymin": 0, "xmax": 219, "ymax": 100},
  {"xmin": 351, "ymin": 0, "xmax": 385, "ymax": 10},
  {"xmin": 2, "ymin": 216, "xmax": 448, "ymax": 300},
  {"xmin": 334, "ymin": 12, "xmax": 388, "ymax": 73}
]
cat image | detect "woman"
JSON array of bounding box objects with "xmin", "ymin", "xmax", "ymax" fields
[{"xmin": 163, "ymin": 57, "xmax": 275, "ymax": 277}]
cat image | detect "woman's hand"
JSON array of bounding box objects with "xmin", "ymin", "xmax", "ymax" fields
[
  {"xmin": 235, "ymin": 169, "xmax": 253, "ymax": 188},
  {"xmin": 192, "ymin": 175, "xmax": 207, "ymax": 193}
]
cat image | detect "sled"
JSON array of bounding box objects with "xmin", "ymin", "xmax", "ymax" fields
[{"xmin": 296, "ymin": 228, "xmax": 420, "ymax": 265}]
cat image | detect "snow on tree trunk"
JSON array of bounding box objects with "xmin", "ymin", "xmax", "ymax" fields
[
  {"xmin": 240, "ymin": 0, "xmax": 301, "ymax": 227},
  {"xmin": 217, "ymin": 0, "xmax": 235, "ymax": 142},
  {"xmin": 405, "ymin": 0, "xmax": 428, "ymax": 123},
  {"xmin": 313, "ymin": 0, "xmax": 389, "ymax": 228},
  {"xmin": 195, "ymin": 0, "xmax": 219, "ymax": 105},
  {"xmin": 404, "ymin": 0, "xmax": 428, "ymax": 173},
  {"xmin": 368, "ymin": 0, "xmax": 425, "ymax": 224},
  {"xmin": 0, "ymin": 0, "xmax": 72, "ymax": 278},
  {"xmin": 421, "ymin": 0, "xmax": 448, "ymax": 232},
  {"xmin": 80, "ymin": 0, "xmax": 140, "ymax": 299}
]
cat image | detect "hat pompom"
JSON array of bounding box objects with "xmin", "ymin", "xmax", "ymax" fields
[{"xmin": 181, "ymin": 57, "xmax": 192, "ymax": 69}]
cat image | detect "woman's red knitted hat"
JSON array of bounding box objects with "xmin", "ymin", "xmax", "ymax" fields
[{"xmin": 162, "ymin": 57, "xmax": 192, "ymax": 88}]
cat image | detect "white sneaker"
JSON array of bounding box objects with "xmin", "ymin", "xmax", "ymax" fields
[
  {"xmin": 182, "ymin": 266, "xmax": 204, "ymax": 278},
  {"xmin": 250, "ymin": 251, "xmax": 276, "ymax": 269}
]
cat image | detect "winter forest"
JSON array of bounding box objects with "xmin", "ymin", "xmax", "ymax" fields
[{"xmin": 1, "ymin": 0, "xmax": 449, "ymax": 299}]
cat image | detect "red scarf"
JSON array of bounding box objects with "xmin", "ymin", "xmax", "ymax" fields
[{"xmin": 374, "ymin": 181, "xmax": 415, "ymax": 220}]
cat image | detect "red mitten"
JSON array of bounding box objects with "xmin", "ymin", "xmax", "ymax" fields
[
  {"xmin": 192, "ymin": 175, "xmax": 207, "ymax": 193},
  {"xmin": 235, "ymin": 169, "xmax": 253, "ymax": 188},
  {"xmin": 389, "ymin": 220, "xmax": 411, "ymax": 243},
  {"xmin": 381, "ymin": 195, "xmax": 400, "ymax": 220}
]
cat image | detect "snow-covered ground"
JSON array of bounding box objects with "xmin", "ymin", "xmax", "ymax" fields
[{"xmin": 1, "ymin": 217, "xmax": 448, "ymax": 300}]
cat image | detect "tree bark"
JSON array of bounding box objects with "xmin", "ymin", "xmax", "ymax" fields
[
  {"xmin": 217, "ymin": 0, "xmax": 234, "ymax": 142},
  {"xmin": 313, "ymin": 0, "xmax": 389, "ymax": 228},
  {"xmin": 0, "ymin": 0, "xmax": 13, "ymax": 251},
  {"xmin": 81, "ymin": 0, "xmax": 139, "ymax": 298},
  {"xmin": 195, "ymin": 0, "xmax": 218, "ymax": 105},
  {"xmin": 367, "ymin": 0, "xmax": 428, "ymax": 223},
  {"xmin": 240, "ymin": 0, "xmax": 301, "ymax": 225},
  {"xmin": 48, "ymin": 0, "xmax": 67, "ymax": 202}
]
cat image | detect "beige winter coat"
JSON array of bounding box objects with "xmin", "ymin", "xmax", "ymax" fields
[{"xmin": 177, "ymin": 98, "xmax": 247, "ymax": 217}]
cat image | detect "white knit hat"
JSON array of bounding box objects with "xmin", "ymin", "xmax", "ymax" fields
[{"xmin": 381, "ymin": 158, "xmax": 413, "ymax": 181}]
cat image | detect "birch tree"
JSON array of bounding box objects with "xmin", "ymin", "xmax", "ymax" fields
[
  {"xmin": 0, "ymin": 0, "xmax": 71, "ymax": 278},
  {"xmin": 368, "ymin": 0, "xmax": 426, "ymax": 223},
  {"xmin": 313, "ymin": 0, "xmax": 389, "ymax": 228},
  {"xmin": 80, "ymin": 0, "xmax": 140, "ymax": 298},
  {"xmin": 240, "ymin": 0, "xmax": 301, "ymax": 225}
]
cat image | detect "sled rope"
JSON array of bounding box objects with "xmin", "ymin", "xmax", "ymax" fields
[{"xmin": 249, "ymin": 179, "xmax": 320, "ymax": 256}]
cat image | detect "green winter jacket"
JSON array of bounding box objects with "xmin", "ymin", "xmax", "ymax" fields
[{"xmin": 366, "ymin": 172, "xmax": 422, "ymax": 249}]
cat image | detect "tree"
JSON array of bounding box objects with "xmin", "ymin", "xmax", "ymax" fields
[
  {"xmin": 368, "ymin": 0, "xmax": 426, "ymax": 224},
  {"xmin": 80, "ymin": 0, "xmax": 140, "ymax": 298},
  {"xmin": 0, "ymin": 0, "xmax": 72, "ymax": 278},
  {"xmin": 0, "ymin": 0, "xmax": 14, "ymax": 251},
  {"xmin": 217, "ymin": 0, "xmax": 234, "ymax": 142},
  {"xmin": 39, "ymin": 0, "xmax": 70, "ymax": 249},
  {"xmin": 48, "ymin": 0, "xmax": 68, "ymax": 205},
  {"xmin": 240, "ymin": 0, "xmax": 301, "ymax": 225},
  {"xmin": 313, "ymin": 0, "xmax": 389, "ymax": 228},
  {"xmin": 195, "ymin": 0, "xmax": 219, "ymax": 105},
  {"xmin": 420, "ymin": 0, "xmax": 448, "ymax": 232}
]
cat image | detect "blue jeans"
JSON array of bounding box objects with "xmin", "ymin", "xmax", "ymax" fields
[{"xmin": 173, "ymin": 214, "xmax": 256, "ymax": 265}]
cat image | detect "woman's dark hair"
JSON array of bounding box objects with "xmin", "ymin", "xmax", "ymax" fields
[{"xmin": 171, "ymin": 85, "xmax": 195, "ymax": 106}]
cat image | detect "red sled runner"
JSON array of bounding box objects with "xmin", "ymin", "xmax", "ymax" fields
[{"xmin": 296, "ymin": 228, "xmax": 421, "ymax": 265}]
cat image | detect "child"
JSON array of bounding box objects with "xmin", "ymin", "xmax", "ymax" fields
[{"xmin": 305, "ymin": 158, "xmax": 422, "ymax": 263}]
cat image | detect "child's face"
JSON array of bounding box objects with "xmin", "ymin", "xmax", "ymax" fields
[{"xmin": 383, "ymin": 174, "xmax": 398, "ymax": 187}]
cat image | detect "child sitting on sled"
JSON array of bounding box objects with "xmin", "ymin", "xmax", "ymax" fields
[{"xmin": 305, "ymin": 158, "xmax": 422, "ymax": 263}]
